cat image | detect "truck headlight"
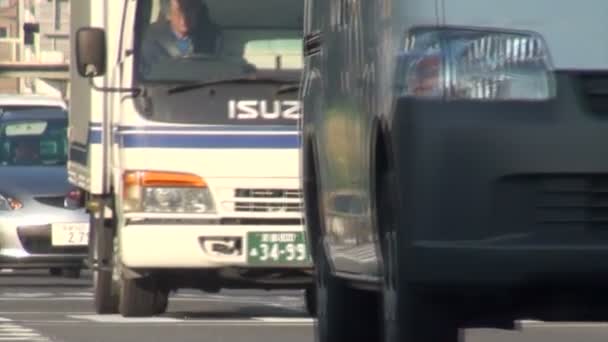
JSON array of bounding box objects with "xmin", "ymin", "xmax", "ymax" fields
[
  {"xmin": 122, "ymin": 171, "xmax": 215, "ymax": 214},
  {"xmin": 397, "ymin": 27, "xmax": 555, "ymax": 100}
]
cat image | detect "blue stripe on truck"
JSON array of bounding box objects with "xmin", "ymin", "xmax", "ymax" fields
[{"xmin": 68, "ymin": 126, "xmax": 300, "ymax": 164}]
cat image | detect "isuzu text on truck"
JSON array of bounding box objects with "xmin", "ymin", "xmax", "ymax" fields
[{"xmin": 69, "ymin": 0, "xmax": 313, "ymax": 317}]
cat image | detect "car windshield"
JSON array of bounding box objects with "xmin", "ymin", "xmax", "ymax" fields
[
  {"xmin": 135, "ymin": 0, "xmax": 303, "ymax": 83},
  {"xmin": 0, "ymin": 118, "xmax": 68, "ymax": 167}
]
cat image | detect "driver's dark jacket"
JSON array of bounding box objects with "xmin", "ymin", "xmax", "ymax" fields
[{"xmin": 139, "ymin": 20, "xmax": 220, "ymax": 76}]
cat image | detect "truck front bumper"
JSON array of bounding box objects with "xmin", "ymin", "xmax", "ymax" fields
[{"xmin": 119, "ymin": 223, "xmax": 312, "ymax": 270}]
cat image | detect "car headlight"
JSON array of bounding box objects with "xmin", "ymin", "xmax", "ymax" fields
[
  {"xmin": 64, "ymin": 188, "xmax": 83, "ymax": 210},
  {"xmin": 122, "ymin": 171, "xmax": 215, "ymax": 214},
  {"xmin": 0, "ymin": 193, "xmax": 22, "ymax": 210},
  {"xmin": 396, "ymin": 27, "xmax": 555, "ymax": 100}
]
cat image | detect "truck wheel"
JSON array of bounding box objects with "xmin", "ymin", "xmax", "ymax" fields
[
  {"xmin": 119, "ymin": 275, "xmax": 162, "ymax": 317},
  {"xmin": 92, "ymin": 217, "xmax": 119, "ymax": 314},
  {"xmin": 305, "ymin": 286, "xmax": 316, "ymax": 317},
  {"xmin": 154, "ymin": 289, "xmax": 170, "ymax": 315},
  {"xmin": 314, "ymin": 238, "xmax": 379, "ymax": 342}
]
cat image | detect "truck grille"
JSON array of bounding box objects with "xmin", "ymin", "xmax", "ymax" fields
[
  {"xmin": 227, "ymin": 188, "xmax": 302, "ymax": 213},
  {"xmin": 234, "ymin": 188, "xmax": 301, "ymax": 199}
]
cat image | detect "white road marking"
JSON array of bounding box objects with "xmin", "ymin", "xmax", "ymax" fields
[
  {"xmin": 0, "ymin": 332, "xmax": 40, "ymax": 337},
  {"xmin": 255, "ymin": 317, "xmax": 314, "ymax": 323},
  {"xmin": 516, "ymin": 320, "xmax": 608, "ymax": 328},
  {"xmin": 69, "ymin": 314, "xmax": 315, "ymax": 326},
  {"xmin": 0, "ymin": 319, "xmax": 49, "ymax": 341},
  {"xmin": 69, "ymin": 315, "xmax": 181, "ymax": 323}
]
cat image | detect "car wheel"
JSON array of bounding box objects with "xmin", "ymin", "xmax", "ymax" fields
[
  {"xmin": 92, "ymin": 217, "xmax": 119, "ymax": 314},
  {"xmin": 315, "ymin": 238, "xmax": 379, "ymax": 342},
  {"xmin": 378, "ymin": 170, "xmax": 463, "ymax": 342},
  {"xmin": 63, "ymin": 268, "xmax": 81, "ymax": 279}
]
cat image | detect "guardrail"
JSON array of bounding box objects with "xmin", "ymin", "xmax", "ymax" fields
[{"xmin": 0, "ymin": 62, "xmax": 69, "ymax": 80}]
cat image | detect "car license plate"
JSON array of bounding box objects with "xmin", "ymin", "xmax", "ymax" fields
[
  {"xmin": 247, "ymin": 232, "xmax": 311, "ymax": 265},
  {"xmin": 51, "ymin": 223, "xmax": 89, "ymax": 246}
]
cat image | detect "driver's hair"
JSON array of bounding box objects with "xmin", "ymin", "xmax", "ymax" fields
[{"xmin": 160, "ymin": 0, "xmax": 204, "ymax": 20}]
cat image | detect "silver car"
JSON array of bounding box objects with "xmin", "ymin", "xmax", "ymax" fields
[{"xmin": 0, "ymin": 107, "xmax": 89, "ymax": 277}]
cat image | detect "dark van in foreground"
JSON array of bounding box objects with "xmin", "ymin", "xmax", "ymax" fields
[{"xmin": 300, "ymin": 0, "xmax": 608, "ymax": 341}]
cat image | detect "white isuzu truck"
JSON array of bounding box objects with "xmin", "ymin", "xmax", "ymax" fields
[{"xmin": 69, "ymin": 0, "xmax": 313, "ymax": 317}]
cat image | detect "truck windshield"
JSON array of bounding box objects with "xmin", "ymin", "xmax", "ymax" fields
[
  {"xmin": 135, "ymin": 0, "xmax": 302, "ymax": 83},
  {"xmin": 132, "ymin": 0, "xmax": 303, "ymax": 126}
]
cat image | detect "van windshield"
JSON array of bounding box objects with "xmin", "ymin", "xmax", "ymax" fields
[{"xmin": 135, "ymin": 0, "xmax": 303, "ymax": 83}]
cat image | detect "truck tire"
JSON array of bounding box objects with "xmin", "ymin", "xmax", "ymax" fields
[
  {"xmin": 154, "ymin": 289, "xmax": 170, "ymax": 315},
  {"xmin": 119, "ymin": 275, "xmax": 166, "ymax": 317},
  {"xmin": 92, "ymin": 217, "xmax": 119, "ymax": 314}
]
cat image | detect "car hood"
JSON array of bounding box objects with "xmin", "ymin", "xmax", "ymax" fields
[{"xmin": 0, "ymin": 166, "xmax": 71, "ymax": 199}]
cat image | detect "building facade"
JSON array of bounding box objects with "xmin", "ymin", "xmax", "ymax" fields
[
  {"xmin": 0, "ymin": 0, "xmax": 20, "ymax": 92},
  {"xmin": 0, "ymin": 0, "xmax": 70, "ymax": 96}
]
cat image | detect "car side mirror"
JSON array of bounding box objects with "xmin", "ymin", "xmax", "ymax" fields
[{"xmin": 75, "ymin": 27, "xmax": 107, "ymax": 78}]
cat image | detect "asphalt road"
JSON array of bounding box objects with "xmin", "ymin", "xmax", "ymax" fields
[{"xmin": 1, "ymin": 270, "xmax": 608, "ymax": 342}]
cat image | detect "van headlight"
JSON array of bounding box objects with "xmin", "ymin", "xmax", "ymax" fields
[
  {"xmin": 122, "ymin": 171, "xmax": 215, "ymax": 214},
  {"xmin": 396, "ymin": 27, "xmax": 555, "ymax": 100}
]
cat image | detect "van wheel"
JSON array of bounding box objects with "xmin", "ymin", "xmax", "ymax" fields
[
  {"xmin": 92, "ymin": 217, "xmax": 119, "ymax": 314},
  {"xmin": 377, "ymin": 170, "xmax": 463, "ymax": 342},
  {"xmin": 315, "ymin": 238, "xmax": 379, "ymax": 342},
  {"xmin": 119, "ymin": 275, "xmax": 165, "ymax": 317}
]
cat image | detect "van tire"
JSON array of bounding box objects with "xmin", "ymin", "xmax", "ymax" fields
[
  {"xmin": 377, "ymin": 170, "xmax": 462, "ymax": 342},
  {"xmin": 314, "ymin": 238, "xmax": 379, "ymax": 342}
]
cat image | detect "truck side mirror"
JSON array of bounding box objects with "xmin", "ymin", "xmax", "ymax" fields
[{"xmin": 75, "ymin": 27, "xmax": 107, "ymax": 78}]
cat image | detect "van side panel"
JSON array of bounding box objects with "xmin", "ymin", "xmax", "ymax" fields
[{"xmin": 444, "ymin": 0, "xmax": 608, "ymax": 70}]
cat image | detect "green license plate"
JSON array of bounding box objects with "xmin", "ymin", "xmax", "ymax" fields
[{"xmin": 247, "ymin": 232, "xmax": 311, "ymax": 265}]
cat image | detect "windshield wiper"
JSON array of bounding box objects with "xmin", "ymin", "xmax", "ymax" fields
[{"xmin": 167, "ymin": 77, "xmax": 299, "ymax": 95}]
